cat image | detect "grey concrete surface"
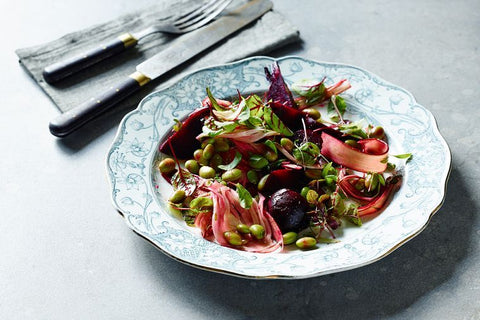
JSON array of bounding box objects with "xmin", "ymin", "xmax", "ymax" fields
[{"xmin": 1, "ymin": 0, "xmax": 479, "ymax": 319}]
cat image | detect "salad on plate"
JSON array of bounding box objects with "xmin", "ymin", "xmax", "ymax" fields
[{"xmin": 155, "ymin": 63, "xmax": 410, "ymax": 253}]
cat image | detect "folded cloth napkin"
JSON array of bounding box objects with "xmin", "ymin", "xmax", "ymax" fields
[{"xmin": 16, "ymin": 0, "xmax": 299, "ymax": 115}]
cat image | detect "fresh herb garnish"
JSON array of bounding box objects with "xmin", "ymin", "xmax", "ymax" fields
[
  {"xmin": 218, "ymin": 151, "xmax": 242, "ymax": 171},
  {"xmin": 236, "ymin": 183, "xmax": 253, "ymax": 209},
  {"xmin": 327, "ymin": 95, "xmax": 347, "ymax": 123},
  {"xmin": 291, "ymin": 79, "xmax": 327, "ymax": 106}
]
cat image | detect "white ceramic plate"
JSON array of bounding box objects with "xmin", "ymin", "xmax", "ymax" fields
[{"xmin": 106, "ymin": 56, "xmax": 451, "ymax": 279}]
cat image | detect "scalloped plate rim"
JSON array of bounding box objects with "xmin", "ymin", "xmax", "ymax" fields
[{"xmin": 106, "ymin": 55, "xmax": 451, "ymax": 279}]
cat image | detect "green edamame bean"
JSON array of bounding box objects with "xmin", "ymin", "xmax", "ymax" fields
[
  {"xmin": 282, "ymin": 232, "xmax": 298, "ymax": 245},
  {"xmin": 345, "ymin": 139, "xmax": 360, "ymax": 149},
  {"xmin": 209, "ymin": 154, "xmax": 223, "ymax": 170},
  {"xmin": 185, "ymin": 159, "xmax": 199, "ymax": 174},
  {"xmin": 193, "ymin": 149, "xmax": 204, "ymax": 162},
  {"xmin": 249, "ymin": 155, "xmax": 268, "ymax": 169},
  {"xmin": 203, "ymin": 143, "xmax": 215, "ymax": 160},
  {"xmin": 280, "ymin": 138, "xmax": 294, "ymax": 152},
  {"xmin": 159, "ymin": 158, "xmax": 175, "ymax": 174},
  {"xmin": 257, "ymin": 174, "xmax": 270, "ymax": 191},
  {"xmin": 264, "ymin": 150, "xmax": 278, "ymax": 162},
  {"xmin": 236, "ymin": 224, "xmax": 251, "ymax": 234},
  {"xmin": 169, "ymin": 190, "xmax": 185, "ymax": 204},
  {"xmin": 295, "ymin": 237, "xmax": 317, "ymax": 249},
  {"xmin": 199, "ymin": 166, "xmax": 216, "ymax": 179},
  {"xmin": 303, "ymin": 107, "xmax": 321, "ymax": 120},
  {"xmin": 222, "ymin": 168, "xmax": 242, "ymax": 182},
  {"xmin": 224, "ymin": 231, "xmax": 242, "ymax": 246},
  {"xmin": 249, "ymin": 224, "xmax": 265, "ymax": 240},
  {"xmin": 201, "ymin": 138, "xmax": 214, "ymax": 149},
  {"xmin": 214, "ymin": 138, "xmax": 230, "ymax": 152}
]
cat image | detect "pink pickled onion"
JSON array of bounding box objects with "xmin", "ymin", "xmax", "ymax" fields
[{"xmin": 209, "ymin": 182, "xmax": 283, "ymax": 253}]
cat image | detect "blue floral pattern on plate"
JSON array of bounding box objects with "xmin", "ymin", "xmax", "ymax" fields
[{"xmin": 106, "ymin": 56, "xmax": 451, "ymax": 279}]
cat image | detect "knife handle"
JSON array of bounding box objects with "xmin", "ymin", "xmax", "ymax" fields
[
  {"xmin": 42, "ymin": 33, "xmax": 138, "ymax": 84},
  {"xmin": 49, "ymin": 71, "xmax": 150, "ymax": 137}
]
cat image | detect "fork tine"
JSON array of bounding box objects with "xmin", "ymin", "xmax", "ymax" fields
[
  {"xmin": 176, "ymin": 0, "xmax": 233, "ymax": 32},
  {"xmin": 174, "ymin": 0, "xmax": 221, "ymax": 25}
]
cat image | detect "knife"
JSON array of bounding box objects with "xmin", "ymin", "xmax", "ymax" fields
[{"xmin": 49, "ymin": 0, "xmax": 273, "ymax": 137}]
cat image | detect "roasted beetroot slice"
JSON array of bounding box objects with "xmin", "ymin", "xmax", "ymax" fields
[
  {"xmin": 262, "ymin": 169, "xmax": 307, "ymax": 194},
  {"xmin": 159, "ymin": 107, "xmax": 209, "ymax": 158},
  {"xmin": 265, "ymin": 64, "xmax": 296, "ymax": 108},
  {"xmin": 269, "ymin": 101, "xmax": 306, "ymax": 130},
  {"xmin": 267, "ymin": 189, "xmax": 309, "ymax": 232}
]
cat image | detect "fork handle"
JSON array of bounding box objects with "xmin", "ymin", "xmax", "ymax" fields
[{"xmin": 42, "ymin": 33, "xmax": 138, "ymax": 84}]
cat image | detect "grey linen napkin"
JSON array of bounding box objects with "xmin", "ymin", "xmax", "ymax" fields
[{"xmin": 16, "ymin": 0, "xmax": 299, "ymax": 115}]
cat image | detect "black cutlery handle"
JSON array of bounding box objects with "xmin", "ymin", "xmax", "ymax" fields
[
  {"xmin": 49, "ymin": 71, "xmax": 150, "ymax": 137},
  {"xmin": 42, "ymin": 33, "xmax": 138, "ymax": 84}
]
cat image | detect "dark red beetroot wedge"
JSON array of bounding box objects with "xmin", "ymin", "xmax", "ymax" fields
[
  {"xmin": 159, "ymin": 107, "xmax": 209, "ymax": 158},
  {"xmin": 265, "ymin": 63, "xmax": 296, "ymax": 108},
  {"xmin": 262, "ymin": 169, "xmax": 307, "ymax": 194},
  {"xmin": 269, "ymin": 101, "xmax": 307, "ymax": 130},
  {"xmin": 267, "ymin": 188, "xmax": 309, "ymax": 232}
]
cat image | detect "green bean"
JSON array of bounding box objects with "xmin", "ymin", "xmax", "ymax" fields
[
  {"xmin": 169, "ymin": 190, "xmax": 185, "ymax": 203},
  {"xmin": 199, "ymin": 166, "xmax": 216, "ymax": 179},
  {"xmin": 159, "ymin": 158, "xmax": 175, "ymax": 174}
]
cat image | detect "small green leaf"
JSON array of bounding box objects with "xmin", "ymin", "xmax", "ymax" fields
[
  {"xmin": 236, "ymin": 183, "xmax": 253, "ymax": 209},
  {"xmin": 322, "ymin": 162, "xmax": 337, "ymax": 179},
  {"xmin": 249, "ymin": 154, "xmax": 269, "ymax": 169},
  {"xmin": 218, "ymin": 151, "xmax": 242, "ymax": 171},
  {"xmin": 337, "ymin": 121, "xmax": 368, "ymax": 139},
  {"xmin": 347, "ymin": 215, "xmax": 362, "ymax": 226},
  {"xmin": 206, "ymin": 87, "xmax": 226, "ymax": 111},
  {"xmin": 247, "ymin": 116, "xmax": 263, "ymax": 127},
  {"xmin": 264, "ymin": 140, "xmax": 277, "ymax": 154},
  {"xmin": 387, "ymin": 162, "xmax": 396, "ymax": 171},
  {"xmin": 245, "ymin": 95, "xmax": 263, "ymax": 112},
  {"xmin": 332, "ymin": 192, "xmax": 346, "ymax": 215},
  {"xmin": 293, "ymin": 142, "xmax": 320, "ymax": 166},
  {"xmin": 291, "ymin": 79, "xmax": 327, "ymax": 105},
  {"xmin": 327, "ymin": 96, "xmax": 347, "ymax": 123},
  {"xmin": 263, "ymin": 106, "xmax": 294, "ymax": 137},
  {"xmin": 377, "ymin": 173, "xmax": 386, "ymax": 186},
  {"xmin": 236, "ymin": 99, "xmax": 251, "ymax": 123},
  {"xmin": 393, "ymin": 153, "xmax": 413, "ymax": 161},
  {"xmin": 345, "ymin": 204, "xmax": 362, "ymax": 226},
  {"xmin": 173, "ymin": 119, "xmax": 182, "ymax": 132}
]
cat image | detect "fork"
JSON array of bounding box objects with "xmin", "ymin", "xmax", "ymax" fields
[{"xmin": 42, "ymin": 0, "xmax": 233, "ymax": 84}]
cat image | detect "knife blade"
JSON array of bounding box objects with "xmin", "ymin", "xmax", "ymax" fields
[{"xmin": 49, "ymin": 0, "xmax": 273, "ymax": 137}]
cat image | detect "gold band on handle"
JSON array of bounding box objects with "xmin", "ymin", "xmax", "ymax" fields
[
  {"xmin": 129, "ymin": 71, "xmax": 151, "ymax": 87},
  {"xmin": 118, "ymin": 33, "xmax": 138, "ymax": 48}
]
